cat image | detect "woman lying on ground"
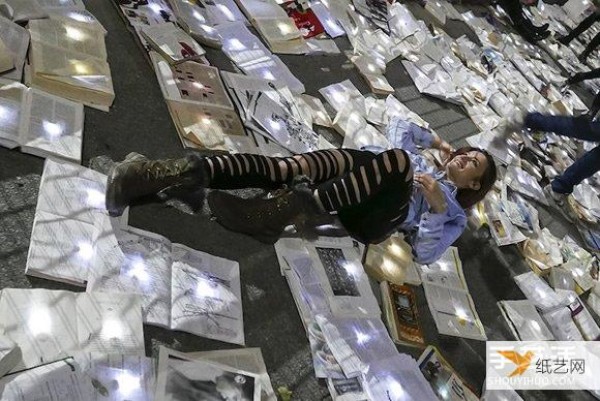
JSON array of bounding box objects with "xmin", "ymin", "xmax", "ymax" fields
[{"xmin": 105, "ymin": 117, "xmax": 497, "ymax": 264}]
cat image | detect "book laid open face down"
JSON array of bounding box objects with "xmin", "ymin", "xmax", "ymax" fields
[
  {"xmin": 0, "ymin": 78, "xmax": 84, "ymax": 162},
  {"xmin": 0, "ymin": 288, "xmax": 145, "ymax": 373},
  {"xmin": 141, "ymin": 22, "xmax": 206, "ymax": 65},
  {"xmin": 26, "ymin": 17, "xmax": 114, "ymax": 110}
]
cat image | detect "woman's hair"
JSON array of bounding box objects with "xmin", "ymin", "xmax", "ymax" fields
[{"xmin": 446, "ymin": 147, "xmax": 497, "ymax": 209}]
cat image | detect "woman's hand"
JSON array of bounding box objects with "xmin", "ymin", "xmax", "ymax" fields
[
  {"xmin": 415, "ymin": 173, "xmax": 448, "ymax": 214},
  {"xmin": 431, "ymin": 136, "xmax": 455, "ymax": 161}
]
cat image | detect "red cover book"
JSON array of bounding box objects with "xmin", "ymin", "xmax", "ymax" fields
[{"xmin": 281, "ymin": 1, "xmax": 325, "ymax": 38}]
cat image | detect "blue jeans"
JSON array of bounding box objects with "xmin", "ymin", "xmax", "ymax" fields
[{"xmin": 524, "ymin": 113, "xmax": 600, "ymax": 194}]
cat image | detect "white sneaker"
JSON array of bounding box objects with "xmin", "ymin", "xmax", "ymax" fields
[{"xmin": 543, "ymin": 184, "xmax": 578, "ymax": 222}]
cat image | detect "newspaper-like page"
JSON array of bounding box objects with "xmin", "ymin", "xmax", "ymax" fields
[
  {"xmin": 203, "ymin": 0, "xmax": 248, "ymax": 25},
  {"xmin": 0, "ymin": 15, "xmax": 30, "ymax": 81},
  {"xmin": 141, "ymin": 22, "xmax": 205, "ymax": 64},
  {"xmin": 0, "ymin": 288, "xmax": 79, "ymax": 372},
  {"xmin": 87, "ymin": 214, "xmax": 173, "ymax": 328},
  {"xmin": 20, "ymin": 87, "xmax": 84, "ymax": 162},
  {"xmin": 28, "ymin": 19, "xmax": 108, "ymax": 60},
  {"xmin": 170, "ymin": 244, "xmax": 244, "ymax": 345},
  {"xmin": 0, "ymin": 78, "xmax": 26, "ymax": 148},
  {"xmin": 75, "ymin": 292, "xmax": 145, "ymax": 355},
  {"xmin": 46, "ymin": 9, "xmax": 107, "ymax": 34},
  {"xmin": 514, "ymin": 272, "xmax": 565, "ymax": 311},
  {"xmin": 0, "ymin": 359, "xmax": 94, "ymax": 401},
  {"xmin": 186, "ymin": 348, "xmax": 276, "ymax": 401},
  {"xmin": 0, "ymin": 37, "xmax": 13, "ymax": 73},
  {"xmin": 155, "ymin": 346, "xmax": 262, "ymax": 401},
  {"xmin": 498, "ymin": 300, "xmax": 554, "ymax": 341},
  {"xmin": 27, "ymin": 209, "xmax": 97, "ymax": 285},
  {"xmin": 3, "ymin": 0, "xmax": 48, "ymax": 22}
]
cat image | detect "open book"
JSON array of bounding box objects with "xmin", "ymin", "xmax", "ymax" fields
[
  {"xmin": 0, "ymin": 79, "xmax": 84, "ymax": 162},
  {"xmin": 155, "ymin": 346, "xmax": 262, "ymax": 401},
  {"xmin": 0, "ymin": 37, "xmax": 13, "ymax": 73},
  {"xmin": 0, "ymin": 288, "xmax": 144, "ymax": 373},
  {"xmin": 25, "ymin": 159, "xmax": 115, "ymax": 286},
  {"xmin": 141, "ymin": 22, "xmax": 206, "ymax": 64},
  {"xmin": 27, "ymin": 21, "xmax": 114, "ymax": 110},
  {"xmin": 380, "ymin": 281, "xmax": 425, "ymax": 347},
  {"xmin": 87, "ymin": 214, "xmax": 245, "ymax": 345},
  {"xmin": 0, "ymin": 15, "xmax": 29, "ymax": 81},
  {"xmin": 0, "ymin": 335, "xmax": 20, "ymax": 378}
]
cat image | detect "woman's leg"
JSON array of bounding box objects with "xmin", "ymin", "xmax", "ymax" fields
[
  {"xmin": 568, "ymin": 67, "xmax": 600, "ymax": 85},
  {"xmin": 579, "ymin": 31, "xmax": 600, "ymax": 61},
  {"xmin": 523, "ymin": 112, "xmax": 600, "ymax": 141},
  {"xmin": 560, "ymin": 10, "xmax": 600, "ymax": 44}
]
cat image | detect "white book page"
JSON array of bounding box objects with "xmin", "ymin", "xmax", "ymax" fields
[
  {"xmin": 47, "ymin": 10, "xmax": 107, "ymax": 34},
  {"xmin": 75, "ymin": 292, "xmax": 145, "ymax": 356},
  {"xmin": 37, "ymin": 0, "xmax": 85, "ymax": 9},
  {"xmin": 37, "ymin": 158, "xmax": 107, "ymax": 225},
  {"xmin": 235, "ymin": 0, "xmax": 288, "ymax": 19},
  {"xmin": 203, "ymin": 0, "xmax": 248, "ymax": 25},
  {"xmin": 26, "ymin": 210, "xmax": 96, "ymax": 285},
  {"xmin": 0, "ymin": 359, "xmax": 94, "ymax": 401},
  {"xmin": 186, "ymin": 348, "xmax": 276, "ymax": 401},
  {"xmin": 155, "ymin": 346, "xmax": 262, "ymax": 401},
  {"xmin": 3, "ymin": 0, "xmax": 48, "ymax": 22},
  {"xmin": 0, "ymin": 289, "xmax": 79, "ymax": 372},
  {"xmin": 0, "ymin": 37, "xmax": 13, "ymax": 73},
  {"xmin": 514, "ymin": 272, "xmax": 565, "ymax": 311},
  {"xmin": 423, "ymin": 282, "xmax": 487, "ymax": 340},
  {"xmin": 142, "ymin": 23, "xmax": 205, "ymax": 63},
  {"xmin": 20, "ymin": 88, "xmax": 83, "ymax": 162},
  {"xmin": 0, "ymin": 15, "xmax": 30, "ymax": 81},
  {"xmin": 499, "ymin": 300, "xmax": 554, "ymax": 340},
  {"xmin": 28, "ymin": 19, "xmax": 107, "ymax": 60},
  {"xmin": 307, "ymin": 244, "xmax": 380, "ymax": 318},
  {"xmin": 87, "ymin": 214, "xmax": 172, "ymax": 328},
  {"xmin": 170, "ymin": 244, "xmax": 244, "ymax": 345},
  {"xmin": 0, "ymin": 78, "xmax": 26, "ymax": 148}
]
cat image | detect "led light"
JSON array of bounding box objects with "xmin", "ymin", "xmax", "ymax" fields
[
  {"xmin": 0, "ymin": 105, "xmax": 7, "ymax": 119},
  {"xmin": 389, "ymin": 380, "xmax": 404, "ymax": 398},
  {"xmin": 28, "ymin": 308, "xmax": 52, "ymax": 336},
  {"xmin": 227, "ymin": 38, "xmax": 246, "ymax": 51},
  {"xmin": 77, "ymin": 242, "xmax": 94, "ymax": 261},
  {"xmin": 43, "ymin": 121, "xmax": 63, "ymax": 137},
  {"xmin": 201, "ymin": 117, "xmax": 212, "ymax": 125},
  {"xmin": 129, "ymin": 258, "xmax": 149, "ymax": 282},
  {"xmin": 196, "ymin": 279, "xmax": 217, "ymax": 298},
  {"xmin": 389, "ymin": 243, "xmax": 402, "ymax": 256},
  {"xmin": 331, "ymin": 91, "xmax": 345, "ymax": 105},
  {"xmin": 102, "ymin": 319, "xmax": 124, "ymax": 339},
  {"xmin": 193, "ymin": 10, "xmax": 206, "ymax": 22},
  {"xmin": 68, "ymin": 12, "xmax": 88, "ymax": 23},
  {"xmin": 343, "ymin": 261, "xmax": 360, "ymax": 277},
  {"xmin": 269, "ymin": 119, "xmax": 282, "ymax": 131},
  {"xmin": 86, "ymin": 188, "xmax": 105, "ymax": 208},
  {"xmin": 355, "ymin": 330, "xmax": 370, "ymax": 345},
  {"xmin": 73, "ymin": 62, "xmax": 90, "ymax": 75},
  {"xmin": 192, "ymin": 82, "xmax": 205, "ymax": 90},
  {"xmin": 382, "ymin": 258, "xmax": 396, "ymax": 273},
  {"xmin": 438, "ymin": 261, "xmax": 450, "ymax": 271},
  {"xmin": 148, "ymin": 3, "xmax": 162, "ymax": 13},
  {"xmin": 455, "ymin": 308, "xmax": 468, "ymax": 320},
  {"xmin": 367, "ymin": 64, "xmax": 377, "ymax": 73},
  {"xmin": 216, "ymin": 4, "xmax": 235, "ymax": 21},
  {"xmin": 278, "ymin": 22, "xmax": 293, "ymax": 35},
  {"xmin": 262, "ymin": 70, "xmax": 275, "ymax": 80},
  {"xmin": 115, "ymin": 371, "xmax": 141, "ymax": 396},
  {"xmin": 531, "ymin": 320, "xmax": 541, "ymax": 332},
  {"xmin": 201, "ymin": 24, "xmax": 216, "ymax": 34},
  {"xmin": 65, "ymin": 26, "xmax": 86, "ymax": 41}
]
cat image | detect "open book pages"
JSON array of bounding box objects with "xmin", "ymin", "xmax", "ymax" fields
[
  {"xmin": 26, "ymin": 159, "xmax": 110, "ymax": 286},
  {"xmin": 0, "ymin": 37, "xmax": 13, "ymax": 73},
  {"xmin": 0, "ymin": 288, "xmax": 145, "ymax": 372},
  {"xmin": 380, "ymin": 282, "xmax": 425, "ymax": 347},
  {"xmin": 514, "ymin": 272, "xmax": 566, "ymax": 312},
  {"xmin": 28, "ymin": 40, "xmax": 115, "ymax": 110},
  {"xmin": 253, "ymin": 17, "xmax": 310, "ymax": 54},
  {"xmin": 0, "ymin": 353, "xmax": 154, "ymax": 401},
  {"xmin": 0, "ymin": 15, "xmax": 29, "ymax": 81},
  {"xmin": 327, "ymin": 377, "xmax": 369, "ymax": 401},
  {"xmin": 319, "ymin": 80, "xmax": 366, "ymax": 117},
  {"xmin": 169, "ymin": 0, "xmax": 223, "ymax": 48},
  {"xmin": 88, "ymin": 215, "xmax": 245, "ymax": 344},
  {"xmin": 364, "ymin": 233, "xmax": 421, "ymax": 286},
  {"xmin": 28, "ymin": 19, "xmax": 108, "ymax": 60},
  {"xmin": 186, "ymin": 348, "xmax": 276, "ymax": 401},
  {"xmin": 0, "ymin": 79, "xmax": 84, "ymax": 162},
  {"xmin": 417, "ymin": 346, "xmax": 479, "ymax": 401},
  {"xmin": 167, "ymin": 99, "xmax": 247, "ymax": 151},
  {"xmin": 0, "ymin": 334, "xmax": 20, "ymax": 378},
  {"xmin": 150, "ymin": 51, "xmax": 233, "ymax": 108},
  {"xmin": 421, "ymin": 248, "xmax": 487, "ymax": 341},
  {"xmin": 235, "ymin": 0, "xmax": 288, "ymax": 20},
  {"xmin": 116, "ymin": 0, "xmax": 173, "ymax": 27},
  {"xmin": 141, "ymin": 22, "xmax": 206, "ymax": 64},
  {"xmin": 498, "ymin": 300, "xmax": 554, "ymax": 341},
  {"xmin": 1, "ymin": 0, "xmax": 48, "ymax": 22},
  {"xmin": 155, "ymin": 346, "xmax": 262, "ymax": 401}
]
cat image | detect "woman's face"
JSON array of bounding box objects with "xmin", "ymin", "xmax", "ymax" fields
[{"xmin": 445, "ymin": 151, "xmax": 488, "ymax": 190}]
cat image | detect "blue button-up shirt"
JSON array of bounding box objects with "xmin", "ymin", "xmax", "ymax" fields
[{"xmin": 362, "ymin": 117, "xmax": 467, "ymax": 264}]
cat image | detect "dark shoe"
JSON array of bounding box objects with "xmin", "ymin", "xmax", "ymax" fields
[
  {"xmin": 106, "ymin": 153, "xmax": 203, "ymax": 216},
  {"xmin": 207, "ymin": 188, "xmax": 323, "ymax": 243},
  {"xmin": 566, "ymin": 73, "xmax": 582, "ymax": 86},
  {"xmin": 557, "ymin": 35, "xmax": 572, "ymax": 45},
  {"xmin": 578, "ymin": 52, "xmax": 589, "ymax": 62}
]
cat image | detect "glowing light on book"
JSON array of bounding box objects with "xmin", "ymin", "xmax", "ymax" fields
[
  {"xmin": 192, "ymin": 82, "xmax": 205, "ymax": 90},
  {"xmin": 342, "ymin": 261, "xmax": 360, "ymax": 277},
  {"xmin": 0, "ymin": 105, "xmax": 7, "ymax": 120},
  {"xmin": 202, "ymin": 117, "xmax": 212, "ymax": 125},
  {"xmin": 537, "ymin": 290, "xmax": 547, "ymax": 299},
  {"xmin": 86, "ymin": 188, "xmax": 105, "ymax": 208},
  {"xmin": 68, "ymin": 12, "xmax": 88, "ymax": 23},
  {"xmin": 455, "ymin": 308, "xmax": 468, "ymax": 320},
  {"xmin": 148, "ymin": 3, "xmax": 162, "ymax": 13},
  {"xmin": 439, "ymin": 387, "xmax": 449, "ymax": 399},
  {"xmin": 438, "ymin": 261, "xmax": 450, "ymax": 271},
  {"xmin": 388, "ymin": 380, "xmax": 404, "ymax": 397},
  {"xmin": 65, "ymin": 26, "xmax": 86, "ymax": 41},
  {"xmin": 269, "ymin": 119, "xmax": 282, "ymax": 131},
  {"xmin": 196, "ymin": 279, "xmax": 217, "ymax": 298},
  {"xmin": 43, "ymin": 121, "xmax": 63, "ymax": 137},
  {"xmin": 217, "ymin": 4, "xmax": 235, "ymax": 21},
  {"xmin": 129, "ymin": 259, "xmax": 149, "ymax": 282},
  {"xmin": 193, "ymin": 10, "xmax": 206, "ymax": 22},
  {"xmin": 331, "ymin": 91, "xmax": 345, "ymax": 105},
  {"xmin": 278, "ymin": 23, "xmax": 293, "ymax": 35},
  {"xmin": 355, "ymin": 330, "xmax": 370, "ymax": 345},
  {"xmin": 201, "ymin": 24, "xmax": 216, "ymax": 34},
  {"xmin": 28, "ymin": 308, "xmax": 52, "ymax": 336},
  {"xmin": 531, "ymin": 320, "xmax": 541, "ymax": 332},
  {"xmin": 227, "ymin": 38, "xmax": 246, "ymax": 51},
  {"xmin": 77, "ymin": 242, "xmax": 94, "ymax": 260},
  {"xmin": 102, "ymin": 319, "xmax": 124, "ymax": 339},
  {"xmin": 382, "ymin": 258, "xmax": 396, "ymax": 273},
  {"xmin": 262, "ymin": 70, "xmax": 275, "ymax": 80},
  {"xmin": 73, "ymin": 62, "xmax": 90, "ymax": 75},
  {"xmin": 367, "ymin": 64, "xmax": 377, "ymax": 73},
  {"xmin": 574, "ymin": 268, "xmax": 584, "ymax": 277},
  {"xmin": 326, "ymin": 19, "xmax": 338, "ymax": 30},
  {"xmin": 115, "ymin": 371, "xmax": 141, "ymax": 396}
]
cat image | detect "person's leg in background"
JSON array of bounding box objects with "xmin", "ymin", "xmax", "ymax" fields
[
  {"xmin": 578, "ymin": 30, "xmax": 600, "ymax": 61},
  {"xmin": 567, "ymin": 67, "xmax": 600, "ymax": 85},
  {"xmin": 522, "ymin": 112, "xmax": 600, "ymax": 219},
  {"xmin": 496, "ymin": 0, "xmax": 549, "ymax": 41},
  {"xmin": 558, "ymin": 10, "xmax": 600, "ymax": 45}
]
